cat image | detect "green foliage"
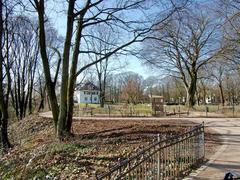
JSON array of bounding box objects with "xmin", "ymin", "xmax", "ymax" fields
[
  {"xmin": 48, "ymin": 164, "xmax": 65, "ymax": 176},
  {"xmin": 2, "ymin": 169, "xmax": 18, "ymax": 179},
  {"xmin": 50, "ymin": 143, "xmax": 92, "ymax": 154},
  {"xmin": 31, "ymin": 169, "xmax": 47, "ymax": 179},
  {"xmin": 74, "ymin": 103, "xmax": 100, "ymax": 108},
  {"xmin": 0, "ymin": 159, "xmax": 22, "ymax": 179}
]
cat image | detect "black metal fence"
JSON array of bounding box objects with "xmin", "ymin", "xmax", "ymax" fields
[{"xmin": 96, "ymin": 123, "xmax": 205, "ymax": 180}]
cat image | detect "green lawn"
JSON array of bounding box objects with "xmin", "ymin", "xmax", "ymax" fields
[
  {"xmin": 73, "ymin": 103, "xmax": 240, "ymax": 117},
  {"xmin": 74, "ymin": 103, "xmax": 152, "ymax": 117}
]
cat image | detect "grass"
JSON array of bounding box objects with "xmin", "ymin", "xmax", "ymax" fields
[
  {"xmin": 220, "ymin": 105, "xmax": 240, "ymax": 117},
  {"xmin": 73, "ymin": 103, "xmax": 240, "ymax": 117},
  {"xmin": 74, "ymin": 103, "xmax": 152, "ymax": 117},
  {"xmin": 50, "ymin": 143, "xmax": 93, "ymax": 154},
  {"xmin": 164, "ymin": 105, "xmax": 189, "ymax": 113},
  {"xmin": 75, "ymin": 103, "xmax": 100, "ymax": 108},
  {"xmin": 194, "ymin": 105, "xmax": 221, "ymax": 112},
  {"xmin": 192, "ymin": 104, "xmax": 240, "ymax": 117}
]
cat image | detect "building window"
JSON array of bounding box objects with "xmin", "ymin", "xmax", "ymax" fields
[
  {"xmin": 94, "ymin": 97, "xmax": 97, "ymax": 101},
  {"xmin": 85, "ymin": 97, "xmax": 88, "ymax": 101}
]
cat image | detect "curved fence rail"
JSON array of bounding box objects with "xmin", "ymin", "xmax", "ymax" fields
[{"xmin": 96, "ymin": 122, "xmax": 205, "ymax": 180}]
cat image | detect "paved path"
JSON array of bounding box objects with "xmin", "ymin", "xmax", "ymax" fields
[
  {"xmin": 186, "ymin": 118, "xmax": 240, "ymax": 179},
  {"xmin": 39, "ymin": 112, "xmax": 240, "ymax": 179}
]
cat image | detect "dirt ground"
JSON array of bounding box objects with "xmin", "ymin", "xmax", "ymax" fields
[
  {"xmin": 71, "ymin": 119, "xmax": 220, "ymax": 178},
  {"xmin": 1, "ymin": 116, "xmax": 221, "ymax": 179}
]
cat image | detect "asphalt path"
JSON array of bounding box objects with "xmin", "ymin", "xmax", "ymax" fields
[{"xmin": 185, "ymin": 118, "xmax": 240, "ymax": 180}]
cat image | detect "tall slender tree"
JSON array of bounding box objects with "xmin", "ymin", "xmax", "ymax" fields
[
  {"xmin": 0, "ymin": 0, "xmax": 11, "ymax": 154},
  {"xmin": 9, "ymin": 16, "xmax": 39, "ymax": 119}
]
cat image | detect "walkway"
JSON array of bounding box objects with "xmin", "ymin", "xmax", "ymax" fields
[{"xmin": 186, "ymin": 118, "xmax": 240, "ymax": 179}]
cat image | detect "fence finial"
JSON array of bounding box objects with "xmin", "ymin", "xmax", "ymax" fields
[{"xmin": 157, "ymin": 133, "xmax": 160, "ymax": 142}]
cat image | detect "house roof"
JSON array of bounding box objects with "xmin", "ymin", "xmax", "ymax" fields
[{"xmin": 79, "ymin": 82, "xmax": 100, "ymax": 91}]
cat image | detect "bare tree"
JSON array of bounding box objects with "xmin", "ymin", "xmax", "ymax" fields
[
  {"xmin": 106, "ymin": 73, "xmax": 123, "ymax": 103},
  {"xmin": 8, "ymin": 16, "xmax": 39, "ymax": 119},
  {"xmin": 220, "ymin": 1, "xmax": 240, "ymax": 105},
  {"xmin": 28, "ymin": 0, "xmax": 182, "ymax": 139},
  {"xmin": 120, "ymin": 72, "xmax": 143, "ymax": 104},
  {"xmin": 142, "ymin": 76, "xmax": 161, "ymax": 97},
  {"xmin": 208, "ymin": 60, "xmax": 231, "ymax": 106},
  {"xmin": 224, "ymin": 71, "xmax": 240, "ymax": 105},
  {"xmin": 141, "ymin": 9, "xmax": 221, "ymax": 108},
  {"xmin": 0, "ymin": 0, "xmax": 12, "ymax": 153},
  {"xmin": 86, "ymin": 24, "xmax": 126, "ymax": 107}
]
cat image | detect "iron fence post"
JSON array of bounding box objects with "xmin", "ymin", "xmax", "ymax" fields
[
  {"xmin": 96, "ymin": 123, "xmax": 205, "ymax": 180},
  {"xmin": 157, "ymin": 134, "xmax": 160, "ymax": 180},
  {"xmin": 202, "ymin": 121, "xmax": 205, "ymax": 160}
]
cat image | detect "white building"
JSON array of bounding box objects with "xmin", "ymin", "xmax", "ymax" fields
[{"xmin": 75, "ymin": 82, "xmax": 100, "ymax": 104}]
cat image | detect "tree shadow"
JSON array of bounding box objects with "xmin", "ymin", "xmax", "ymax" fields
[
  {"xmin": 75, "ymin": 126, "xmax": 184, "ymax": 140},
  {"xmin": 208, "ymin": 161, "xmax": 240, "ymax": 170},
  {"xmin": 75, "ymin": 126, "xmax": 133, "ymax": 139}
]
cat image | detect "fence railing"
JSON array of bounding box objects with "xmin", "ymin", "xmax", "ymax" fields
[{"xmin": 96, "ymin": 123, "xmax": 205, "ymax": 180}]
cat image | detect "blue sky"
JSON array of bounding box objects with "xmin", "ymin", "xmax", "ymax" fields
[
  {"xmin": 124, "ymin": 57, "xmax": 150, "ymax": 78},
  {"xmin": 44, "ymin": 0, "xmax": 168, "ymax": 79},
  {"xmin": 24, "ymin": 0, "xmax": 215, "ymax": 80}
]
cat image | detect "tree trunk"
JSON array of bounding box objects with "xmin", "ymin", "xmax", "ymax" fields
[
  {"xmin": 0, "ymin": 0, "xmax": 11, "ymax": 153},
  {"xmin": 37, "ymin": 0, "xmax": 59, "ymax": 130},
  {"xmin": 29, "ymin": 54, "xmax": 38, "ymax": 115},
  {"xmin": 100, "ymin": 90, "xmax": 105, "ymax": 108},
  {"xmin": 100, "ymin": 73, "xmax": 107, "ymax": 108},
  {"xmin": 0, "ymin": 111, "xmax": 11, "ymax": 154},
  {"xmin": 99, "ymin": 78, "xmax": 105, "ymax": 108},
  {"xmin": 187, "ymin": 76, "xmax": 197, "ymax": 108},
  {"xmin": 28, "ymin": 83, "xmax": 33, "ymax": 114},
  {"xmin": 203, "ymin": 87, "xmax": 206, "ymax": 105},
  {"xmin": 196, "ymin": 90, "xmax": 200, "ymax": 106},
  {"xmin": 38, "ymin": 82, "xmax": 46, "ymax": 112},
  {"xmin": 219, "ymin": 83, "xmax": 225, "ymax": 106},
  {"xmin": 66, "ymin": 16, "xmax": 85, "ymax": 133},
  {"xmin": 57, "ymin": 0, "xmax": 76, "ymax": 139}
]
